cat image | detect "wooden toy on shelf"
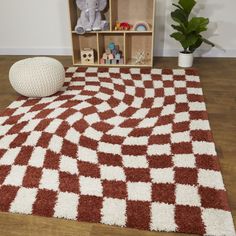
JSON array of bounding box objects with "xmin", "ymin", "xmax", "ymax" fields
[
  {"xmin": 101, "ymin": 43, "xmax": 124, "ymax": 65},
  {"xmin": 115, "ymin": 53, "xmax": 121, "ymax": 60},
  {"xmin": 115, "ymin": 22, "xmax": 132, "ymax": 31},
  {"xmin": 109, "ymin": 42, "xmax": 115, "ymax": 50},
  {"xmin": 134, "ymin": 50, "xmax": 145, "ymax": 65},
  {"xmin": 132, "ymin": 21, "xmax": 151, "ymax": 31},
  {"xmin": 81, "ymin": 48, "xmax": 95, "ymax": 64}
]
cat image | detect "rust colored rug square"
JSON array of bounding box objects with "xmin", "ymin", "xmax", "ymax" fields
[{"xmin": 0, "ymin": 67, "xmax": 235, "ymax": 235}]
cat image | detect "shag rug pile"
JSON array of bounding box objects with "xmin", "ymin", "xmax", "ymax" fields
[{"xmin": 0, "ymin": 67, "xmax": 235, "ymax": 236}]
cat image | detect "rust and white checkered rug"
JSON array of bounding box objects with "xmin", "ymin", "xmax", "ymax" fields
[{"xmin": 0, "ymin": 67, "xmax": 235, "ymax": 235}]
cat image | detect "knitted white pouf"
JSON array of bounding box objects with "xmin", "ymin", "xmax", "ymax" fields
[{"xmin": 9, "ymin": 57, "xmax": 65, "ymax": 97}]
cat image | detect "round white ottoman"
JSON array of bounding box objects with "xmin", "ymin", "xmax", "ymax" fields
[{"xmin": 9, "ymin": 57, "xmax": 65, "ymax": 97}]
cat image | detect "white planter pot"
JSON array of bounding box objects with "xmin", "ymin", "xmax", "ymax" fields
[{"xmin": 178, "ymin": 52, "xmax": 194, "ymax": 68}]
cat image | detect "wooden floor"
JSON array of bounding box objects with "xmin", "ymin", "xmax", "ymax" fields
[{"xmin": 0, "ymin": 56, "xmax": 235, "ymax": 236}]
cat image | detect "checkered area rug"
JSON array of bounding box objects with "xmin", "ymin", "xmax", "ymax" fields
[{"xmin": 0, "ymin": 67, "xmax": 235, "ymax": 235}]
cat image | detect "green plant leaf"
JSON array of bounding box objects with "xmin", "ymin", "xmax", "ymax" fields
[
  {"xmin": 170, "ymin": 32, "xmax": 185, "ymax": 42},
  {"xmin": 202, "ymin": 38, "xmax": 215, "ymax": 47},
  {"xmin": 172, "ymin": 3, "xmax": 184, "ymax": 11},
  {"xmin": 171, "ymin": 24, "xmax": 186, "ymax": 34},
  {"xmin": 189, "ymin": 37, "xmax": 203, "ymax": 52},
  {"xmin": 181, "ymin": 33, "xmax": 199, "ymax": 50},
  {"xmin": 179, "ymin": 0, "xmax": 196, "ymax": 16},
  {"xmin": 171, "ymin": 9, "xmax": 188, "ymax": 25},
  {"xmin": 187, "ymin": 17, "xmax": 209, "ymax": 33},
  {"xmin": 170, "ymin": 32, "xmax": 199, "ymax": 51}
]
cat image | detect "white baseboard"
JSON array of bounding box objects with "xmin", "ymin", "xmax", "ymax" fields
[
  {"xmin": 156, "ymin": 49, "xmax": 236, "ymax": 58},
  {"xmin": 0, "ymin": 47, "xmax": 236, "ymax": 58},
  {"xmin": 0, "ymin": 47, "xmax": 72, "ymax": 56}
]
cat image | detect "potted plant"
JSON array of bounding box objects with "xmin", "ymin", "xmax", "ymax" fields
[{"xmin": 170, "ymin": 0, "xmax": 215, "ymax": 68}]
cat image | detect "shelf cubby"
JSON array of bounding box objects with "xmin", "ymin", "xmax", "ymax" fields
[
  {"xmin": 110, "ymin": 0, "xmax": 154, "ymax": 31},
  {"xmin": 125, "ymin": 33, "xmax": 153, "ymax": 66},
  {"xmin": 98, "ymin": 33, "xmax": 125, "ymax": 65},
  {"xmin": 68, "ymin": 0, "xmax": 155, "ymax": 67},
  {"xmin": 72, "ymin": 33, "xmax": 99, "ymax": 65}
]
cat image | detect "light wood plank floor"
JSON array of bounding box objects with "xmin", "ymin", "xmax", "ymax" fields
[{"xmin": 0, "ymin": 56, "xmax": 235, "ymax": 236}]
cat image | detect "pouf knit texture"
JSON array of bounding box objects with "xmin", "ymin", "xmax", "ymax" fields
[{"xmin": 9, "ymin": 57, "xmax": 65, "ymax": 97}]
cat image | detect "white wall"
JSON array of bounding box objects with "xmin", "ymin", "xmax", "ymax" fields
[
  {"xmin": 0, "ymin": 0, "xmax": 236, "ymax": 57},
  {"xmin": 0, "ymin": 0, "xmax": 71, "ymax": 55}
]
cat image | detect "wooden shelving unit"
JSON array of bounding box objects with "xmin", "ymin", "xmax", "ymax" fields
[{"xmin": 68, "ymin": 0, "xmax": 155, "ymax": 67}]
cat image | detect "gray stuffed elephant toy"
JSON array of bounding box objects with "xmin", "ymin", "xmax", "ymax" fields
[{"xmin": 75, "ymin": 0, "xmax": 108, "ymax": 34}]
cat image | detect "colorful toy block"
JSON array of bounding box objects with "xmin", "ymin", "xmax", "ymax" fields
[{"xmin": 100, "ymin": 42, "xmax": 124, "ymax": 65}]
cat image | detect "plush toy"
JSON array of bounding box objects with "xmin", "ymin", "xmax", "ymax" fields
[{"xmin": 75, "ymin": 0, "xmax": 108, "ymax": 34}]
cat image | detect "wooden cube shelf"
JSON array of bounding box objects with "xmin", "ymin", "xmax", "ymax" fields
[{"xmin": 68, "ymin": 0, "xmax": 155, "ymax": 67}]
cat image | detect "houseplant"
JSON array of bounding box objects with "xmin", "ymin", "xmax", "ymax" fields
[{"xmin": 170, "ymin": 0, "xmax": 215, "ymax": 67}]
